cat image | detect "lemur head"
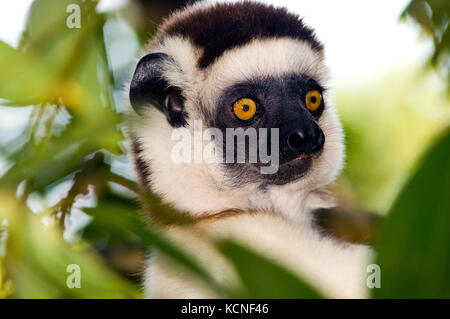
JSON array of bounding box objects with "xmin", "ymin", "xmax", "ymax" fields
[{"xmin": 129, "ymin": 1, "xmax": 344, "ymax": 217}]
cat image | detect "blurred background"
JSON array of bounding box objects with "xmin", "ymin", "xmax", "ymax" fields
[{"xmin": 0, "ymin": 0, "xmax": 449, "ymax": 298}]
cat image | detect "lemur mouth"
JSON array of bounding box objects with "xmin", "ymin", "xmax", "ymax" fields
[
  {"xmin": 265, "ymin": 154, "xmax": 313, "ymax": 185},
  {"xmin": 244, "ymin": 150, "xmax": 321, "ymax": 185},
  {"xmin": 281, "ymin": 154, "xmax": 313, "ymax": 171},
  {"xmin": 296, "ymin": 154, "xmax": 312, "ymax": 161},
  {"xmin": 281, "ymin": 149, "xmax": 323, "ymax": 166}
]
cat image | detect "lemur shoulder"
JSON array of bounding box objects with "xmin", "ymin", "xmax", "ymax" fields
[{"xmin": 128, "ymin": 0, "xmax": 371, "ymax": 298}]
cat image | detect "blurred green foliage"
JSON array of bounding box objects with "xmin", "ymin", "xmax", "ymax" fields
[
  {"xmin": 0, "ymin": 0, "xmax": 449, "ymax": 299},
  {"xmin": 375, "ymin": 127, "xmax": 450, "ymax": 298},
  {"xmin": 335, "ymin": 0, "xmax": 450, "ymax": 213},
  {"xmin": 336, "ymin": 69, "xmax": 449, "ymax": 212},
  {"xmin": 0, "ymin": 0, "xmax": 141, "ymax": 298},
  {"xmin": 401, "ymin": 0, "xmax": 449, "ymax": 88}
]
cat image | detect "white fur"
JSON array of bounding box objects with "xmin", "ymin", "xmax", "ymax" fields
[
  {"xmin": 145, "ymin": 212, "xmax": 371, "ymax": 298},
  {"xmin": 202, "ymin": 37, "xmax": 327, "ymax": 111},
  {"xmin": 129, "ymin": 0, "xmax": 367, "ymax": 299},
  {"xmin": 132, "ymin": 36, "xmax": 344, "ymax": 222}
]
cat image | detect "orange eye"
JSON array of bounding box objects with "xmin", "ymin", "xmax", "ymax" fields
[
  {"xmin": 233, "ymin": 98, "xmax": 257, "ymax": 120},
  {"xmin": 305, "ymin": 90, "xmax": 322, "ymax": 112}
]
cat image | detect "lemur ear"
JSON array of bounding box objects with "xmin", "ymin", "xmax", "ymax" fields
[{"xmin": 129, "ymin": 53, "xmax": 187, "ymax": 127}]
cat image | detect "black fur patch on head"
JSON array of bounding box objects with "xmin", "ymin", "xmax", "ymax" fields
[
  {"xmin": 131, "ymin": 138, "xmax": 151, "ymax": 188},
  {"xmin": 130, "ymin": 53, "xmax": 188, "ymax": 127},
  {"xmin": 164, "ymin": 1, "xmax": 323, "ymax": 69}
]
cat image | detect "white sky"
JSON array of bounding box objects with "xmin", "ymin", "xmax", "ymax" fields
[{"xmin": 0, "ymin": 0, "xmax": 429, "ymax": 86}]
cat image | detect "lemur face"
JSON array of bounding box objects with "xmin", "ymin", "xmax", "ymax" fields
[
  {"xmin": 212, "ymin": 74, "xmax": 326, "ymax": 186},
  {"xmin": 129, "ymin": 1, "xmax": 344, "ymax": 213}
]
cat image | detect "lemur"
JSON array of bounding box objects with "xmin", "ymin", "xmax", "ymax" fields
[{"xmin": 128, "ymin": 0, "xmax": 370, "ymax": 298}]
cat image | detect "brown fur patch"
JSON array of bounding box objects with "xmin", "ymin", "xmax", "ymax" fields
[
  {"xmin": 196, "ymin": 208, "xmax": 262, "ymax": 226},
  {"xmin": 130, "ymin": 137, "xmax": 151, "ymax": 188},
  {"xmin": 159, "ymin": 1, "xmax": 323, "ymax": 69}
]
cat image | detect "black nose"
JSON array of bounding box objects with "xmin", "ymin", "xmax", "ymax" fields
[{"xmin": 287, "ymin": 126, "xmax": 325, "ymax": 155}]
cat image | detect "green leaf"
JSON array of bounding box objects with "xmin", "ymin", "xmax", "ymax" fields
[
  {"xmin": 374, "ymin": 127, "xmax": 450, "ymax": 298},
  {"xmin": 0, "ymin": 41, "xmax": 51, "ymax": 103},
  {"xmin": 21, "ymin": 0, "xmax": 84, "ymax": 48},
  {"xmin": 83, "ymin": 194, "xmax": 227, "ymax": 296},
  {"xmin": 0, "ymin": 192, "xmax": 140, "ymax": 298},
  {"xmin": 0, "ymin": 110, "xmax": 122, "ymax": 191},
  {"xmin": 0, "ymin": 1, "xmax": 106, "ymax": 106},
  {"xmin": 219, "ymin": 240, "xmax": 323, "ymax": 298},
  {"xmin": 82, "ymin": 193, "xmax": 147, "ymax": 247},
  {"xmin": 401, "ymin": 1, "xmax": 437, "ymax": 41}
]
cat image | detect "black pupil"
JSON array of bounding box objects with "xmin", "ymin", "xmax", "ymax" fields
[
  {"xmin": 310, "ymin": 96, "xmax": 317, "ymax": 104},
  {"xmin": 242, "ymin": 104, "xmax": 250, "ymax": 112}
]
